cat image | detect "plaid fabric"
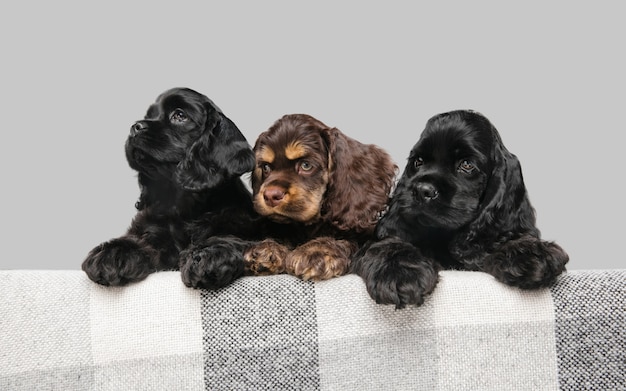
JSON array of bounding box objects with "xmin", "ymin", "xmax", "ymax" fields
[{"xmin": 1, "ymin": 269, "xmax": 624, "ymax": 391}]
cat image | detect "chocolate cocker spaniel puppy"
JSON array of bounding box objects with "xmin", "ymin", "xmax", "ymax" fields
[
  {"xmin": 243, "ymin": 114, "xmax": 397, "ymax": 281},
  {"xmin": 82, "ymin": 87, "xmax": 257, "ymax": 289},
  {"xmin": 352, "ymin": 110, "xmax": 569, "ymax": 308}
]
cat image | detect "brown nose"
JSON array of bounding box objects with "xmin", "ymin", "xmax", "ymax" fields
[{"xmin": 263, "ymin": 186, "xmax": 286, "ymax": 207}]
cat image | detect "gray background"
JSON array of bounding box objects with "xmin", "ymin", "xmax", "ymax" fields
[{"xmin": 0, "ymin": 2, "xmax": 623, "ymax": 271}]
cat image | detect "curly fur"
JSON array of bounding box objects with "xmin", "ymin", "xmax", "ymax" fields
[
  {"xmin": 82, "ymin": 87, "xmax": 256, "ymax": 289},
  {"xmin": 245, "ymin": 114, "xmax": 397, "ymax": 280},
  {"xmin": 352, "ymin": 110, "xmax": 569, "ymax": 308}
]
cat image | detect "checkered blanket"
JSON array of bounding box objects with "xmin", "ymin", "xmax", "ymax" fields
[{"xmin": 1, "ymin": 269, "xmax": 624, "ymax": 390}]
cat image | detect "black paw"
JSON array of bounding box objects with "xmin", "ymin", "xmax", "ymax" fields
[
  {"xmin": 82, "ymin": 238, "xmax": 155, "ymax": 286},
  {"xmin": 352, "ymin": 238, "xmax": 439, "ymax": 309},
  {"xmin": 484, "ymin": 236, "xmax": 569, "ymax": 289},
  {"xmin": 179, "ymin": 238, "xmax": 245, "ymax": 290}
]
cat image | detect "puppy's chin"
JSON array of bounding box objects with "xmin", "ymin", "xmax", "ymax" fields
[
  {"xmin": 267, "ymin": 213, "xmax": 320, "ymax": 225},
  {"xmin": 125, "ymin": 145, "xmax": 150, "ymax": 173},
  {"xmin": 399, "ymin": 198, "xmax": 477, "ymax": 231},
  {"xmin": 256, "ymin": 206, "xmax": 322, "ymax": 225},
  {"xmin": 125, "ymin": 140, "xmax": 158, "ymax": 172},
  {"xmin": 253, "ymin": 198, "xmax": 322, "ymax": 225},
  {"xmin": 413, "ymin": 211, "xmax": 470, "ymax": 231},
  {"xmin": 253, "ymin": 183, "xmax": 326, "ymax": 225}
]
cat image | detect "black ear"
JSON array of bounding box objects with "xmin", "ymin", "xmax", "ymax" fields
[
  {"xmin": 175, "ymin": 107, "xmax": 255, "ymax": 191},
  {"xmin": 214, "ymin": 115, "xmax": 257, "ymax": 177},
  {"xmin": 375, "ymin": 174, "xmax": 410, "ymax": 240},
  {"xmin": 460, "ymin": 126, "xmax": 538, "ymax": 248}
]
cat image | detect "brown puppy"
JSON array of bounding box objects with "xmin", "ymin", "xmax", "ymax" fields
[{"xmin": 244, "ymin": 114, "xmax": 397, "ymax": 281}]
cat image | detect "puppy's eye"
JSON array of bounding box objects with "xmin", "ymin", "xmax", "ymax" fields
[
  {"xmin": 260, "ymin": 163, "xmax": 272, "ymax": 176},
  {"xmin": 458, "ymin": 160, "xmax": 477, "ymax": 174},
  {"xmin": 298, "ymin": 160, "xmax": 313, "ymax": 173},
  {"xmin": 170, "ymin": 109, "xmax": 188, "ymax": 124},
  {"xmin": 414, "ymin": 157, "xmax": 424, "ymax": 169}
]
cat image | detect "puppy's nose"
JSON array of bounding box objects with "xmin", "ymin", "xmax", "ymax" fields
[
  {"xmin": 263, "ymin": 187, "xmax": 286, "ymax": 207},
  {"xmin": 130, "ymin": 121, "xmax": 149, "ymax": 137},
  {"xmin": 415, "ymin": 183, "xmax": 439, "ymax": 201}
]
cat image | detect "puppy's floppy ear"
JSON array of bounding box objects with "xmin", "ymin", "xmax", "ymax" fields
[
  {"xmin": 321, "ymin": 127, "xmax": 397, "ymax": 234},
  {"xmin": 175, "ymin": 103, "xmax": 255, "ymax": 191},
  {"xmin": 464, "ymin": 124, "xmax": 538, "ymax": 244},
  {"xmin": 374, "ymin": 172, "xmax": 411, "ymax": 240}
]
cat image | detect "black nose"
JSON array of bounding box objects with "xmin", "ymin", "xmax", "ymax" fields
[
  {"xmin": 414, "ymin": 183, "xmax": 439, "ymax": 201},
  {"xmin": 130, "ymin": 121, "xmax": 149, "ymax": 137}
]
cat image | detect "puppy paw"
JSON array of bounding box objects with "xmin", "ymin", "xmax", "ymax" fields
[
  {"xmin": 285, "ymin": 238, "xmax": 355, "ymax": 281},
  {"xmin": 179, "ymin": 240, "xmax": 245, "ymax": 290},
  {"xmin": 485, "ymin": 236, "xmax": 569, "ymax": 289},
  {"xmin": 82, "ymin": 238, "xmax": 155, "ymax": 286},
  {"xmin": 243, "ymin": 239, "xmax": 288, "ymax": 276},
  {"xmin": 352, "ymin": 238, "xmax": 439, "ymax": 309}
]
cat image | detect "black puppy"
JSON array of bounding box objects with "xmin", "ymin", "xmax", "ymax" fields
[
  {"xmin": 352, "ymin": 110, "xmax": 569, "ymax": 308},
  {"xmin": 82, "ymin": 87, "xmax": 256, "ymax": 289}
]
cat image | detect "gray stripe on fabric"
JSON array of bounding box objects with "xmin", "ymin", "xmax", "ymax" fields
[
  {"xmin": 0, "ymin": 365, "xmax": 95, "ymax": 391},
  {"xmin": 318, "ymin": 327, "xmax": 438, "ymax": 390},
  {"xmin": 314, "ymin": 273, "xmax": 559, "ymax": 391},
  {"xmin": 201, "ymin": 275, "xmax": 320, "ymax": 391},
  {"xmin": 0, "ymin": 270, "xmax": 94, "ymax": 391},
  {"xmin": 435, "ymin": 322, "xmax": 558, "ymax": 390}
]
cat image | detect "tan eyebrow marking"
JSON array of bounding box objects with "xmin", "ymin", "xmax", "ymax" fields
[
  {"xmin": 285, "ymin": 142, "xmax": 306, "ymax": 160},
  {"xmin": 257, "ymin": 146, "xmax": 275, "ymax": 163}
]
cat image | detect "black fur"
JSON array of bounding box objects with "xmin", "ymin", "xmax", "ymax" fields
[
  {"xmin": 352, "ymin": 110, "xmax": 569, "ymax": 308},
  {"xmin": 82, "ymin": 87, "xmax": 257, "ymax": 289}
]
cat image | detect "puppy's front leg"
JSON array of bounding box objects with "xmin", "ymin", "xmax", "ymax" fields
[
  {"xmin": 351, "ymin": 237, "xmax": 439, "ymax": 309},
  {"xmin": 285, "ymin": 237, "xmax": 355, "ymax": 281},
  {"xmin": 82, "ymin": 237, "xmax": 158, "ymax": 286},
  {"xmin": 179, "ymin": 236, "xmax": 250, "ymax": 290},
  {"xmin": 482, "ymin": 235, "xmax": 569, "ymax": 289},
  {"xmin": 243, "ymin": 239, "xmax": 289, "ymax": 276}
]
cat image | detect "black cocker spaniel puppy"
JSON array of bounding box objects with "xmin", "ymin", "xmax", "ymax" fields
[
  {"xmin": 352, "ymin": 110, "xmax": 569, "ymax": 308},
  {"xmin": 82, "ymin": 87, "xmax": 256, "ymax": 289}
]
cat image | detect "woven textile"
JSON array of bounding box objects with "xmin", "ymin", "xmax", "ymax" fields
[
  {"xmin": 1, "ymin": 269, "xmax": 624, "ymax": 390},
  {"xmin": 201, "ymin": 276, "xmax": 319, "ymax": 389},
  {"xmin": 551, "ymin": 270, "xmax": 625, "ymax": 390}
]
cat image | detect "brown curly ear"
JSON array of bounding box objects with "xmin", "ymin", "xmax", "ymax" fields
[{"xmin": 320, "ymin": 127, "xmax": 397, "ymax": 234}]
